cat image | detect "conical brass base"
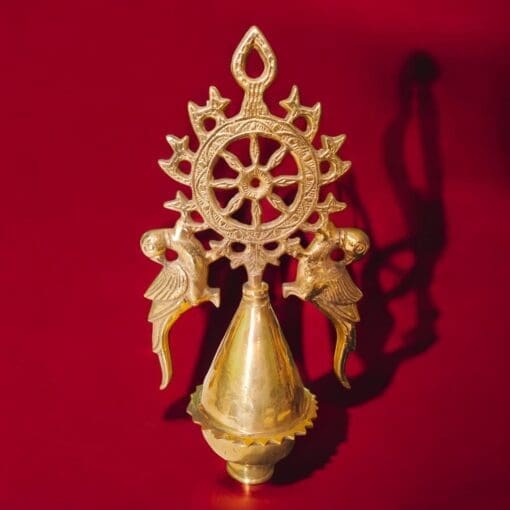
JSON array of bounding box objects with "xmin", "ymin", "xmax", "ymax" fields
[{"xmin": 187, "ymin": 282, "xmax": 317, "ymax": 484}]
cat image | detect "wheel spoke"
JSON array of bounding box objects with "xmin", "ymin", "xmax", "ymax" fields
[
  {"xmin": 272, "ymin": 175, "xmax": 302, "ymax": 187},
  {"xmin": 251, "ymin": 200, "xmax": 262, "ymax": 226},
  {"xmin": 264, "ymin": 145, "xmax": 287, "ymax": 171},
  {"xmin": 267, "ymin": 193, "xmax": 288, "ymax": 213},
  {"xmin": 220, "ymin": 151, "xmax": 245, "ymax": 173},
  {"xmin": 249, "ymin": 134, "xmax": 260, "ymax": 165},
  {"xmin": 212, "ymin": 178, "xmax": 239, "ymax": 189},
  {"xmin": 222, "ymin": 193, "xmax": 244, "ymax": 215}
]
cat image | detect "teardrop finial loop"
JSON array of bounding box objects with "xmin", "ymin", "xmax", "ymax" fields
[{"xmin": 231, "ymin": 26, "xmax": 277, "ymax": 115}]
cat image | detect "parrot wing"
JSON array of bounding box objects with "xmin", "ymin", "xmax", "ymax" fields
[
  {"xmin": 319, "ymin": 263, "xmax": 363, "ymax": 306},
  {"xmin": 144, "ymin": 264, "xmax": 188, "ymax": 302}
]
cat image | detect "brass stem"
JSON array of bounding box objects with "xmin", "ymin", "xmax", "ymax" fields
[{"xmin": 247, "ymin": 272, "xmax": 263, "ymax": 289}]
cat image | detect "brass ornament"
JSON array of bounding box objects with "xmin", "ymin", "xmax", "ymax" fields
[{"xmin": 141, "ymin": 26, "xmax": 369, "ymax": 484}]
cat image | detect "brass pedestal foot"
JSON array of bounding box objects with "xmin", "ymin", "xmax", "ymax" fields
[
  {"xmin": 187, "ymin": 283, "xmax": 316, "ymax": 484},
  {"xmin": 226, "ymin": 462, "xmax": 274, "ymax": 485}
]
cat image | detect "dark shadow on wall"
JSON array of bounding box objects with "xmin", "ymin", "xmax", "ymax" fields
[
  {"xmin": 163, "ymin": 51, "xmax": 447, "ymax": 485},
  {"xmin": 273, "ymin": 50, "xmax": 447, "ymax": 484}
]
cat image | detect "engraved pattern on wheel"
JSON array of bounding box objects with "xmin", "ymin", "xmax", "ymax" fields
[{"xmin": 192, "ymin": 117, "xmax": 320, "ymax": 244}]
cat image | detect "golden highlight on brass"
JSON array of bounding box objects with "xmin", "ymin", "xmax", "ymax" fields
[{"xmin": 141, "ymin": 26, "xmax": 369, "ymax": 484}]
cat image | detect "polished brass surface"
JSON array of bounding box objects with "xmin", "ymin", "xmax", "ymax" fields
[
  {"xmin": 141, "ymin": 219, "xmax": 220, "ymax": 389},
  {"xmin": 188, "ymin": 283, "xmax": 317, "ymax": 443},
  {"xmin": 283, "ymin": 225, "xmax": 369, "ymax": 388},
  {"xmin": 141, "ymin": 26, "xmax": 368, "ymax": 483}
]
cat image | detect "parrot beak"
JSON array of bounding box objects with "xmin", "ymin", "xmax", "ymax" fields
[{"xmin": 343, "ymin": 253, "xmax": 354, "ymax": 265}]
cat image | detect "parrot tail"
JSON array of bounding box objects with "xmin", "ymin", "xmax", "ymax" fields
[
  {"xmin": 152, "ymin": 318, "xmax": 173, "ymax": 390},
  {"xmin": 333, "ymin": 321, "xmax": 356, "ymax": 390},
  {"xmin": 149, "ymin": 302, "xmax": 191, "ymax": 390}
]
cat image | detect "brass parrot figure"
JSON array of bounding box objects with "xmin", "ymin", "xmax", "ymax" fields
[
  {"xmin": 283, "ymin": 222, "xmax": 369, "ymax": 388},
  {"xmin": 140, "ymin": 218, "xmax": 220, "ymax": 389}
]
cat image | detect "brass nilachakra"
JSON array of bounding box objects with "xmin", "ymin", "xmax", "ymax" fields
[{"xmin": 140, "ymin": 26, "xmax": 369, "ymax": 484}]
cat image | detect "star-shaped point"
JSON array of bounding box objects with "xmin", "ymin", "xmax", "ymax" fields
[
  {"xmin": 165, "ymin": 135, "xmax": 190, "ymax": 157},
  {"xmin": 321, "ymin": 134, "xmax": 346, "ymax": 155},
  {"xmin": 207, "ymin": 86, "xmax": 230, "ymax": 111},
  {"xmin": 279, "ymin": 85, "xmax": 301, "ymax": 113}
]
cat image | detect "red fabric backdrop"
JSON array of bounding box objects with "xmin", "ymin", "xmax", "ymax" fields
[{"xmin": 2, "ymin": 1, "xmax": 510, "ymax": 509}]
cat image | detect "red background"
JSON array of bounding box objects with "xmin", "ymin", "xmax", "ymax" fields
[{"xmin": 2, "ymin": 1, "xmax": 510, "ymax": 509}]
